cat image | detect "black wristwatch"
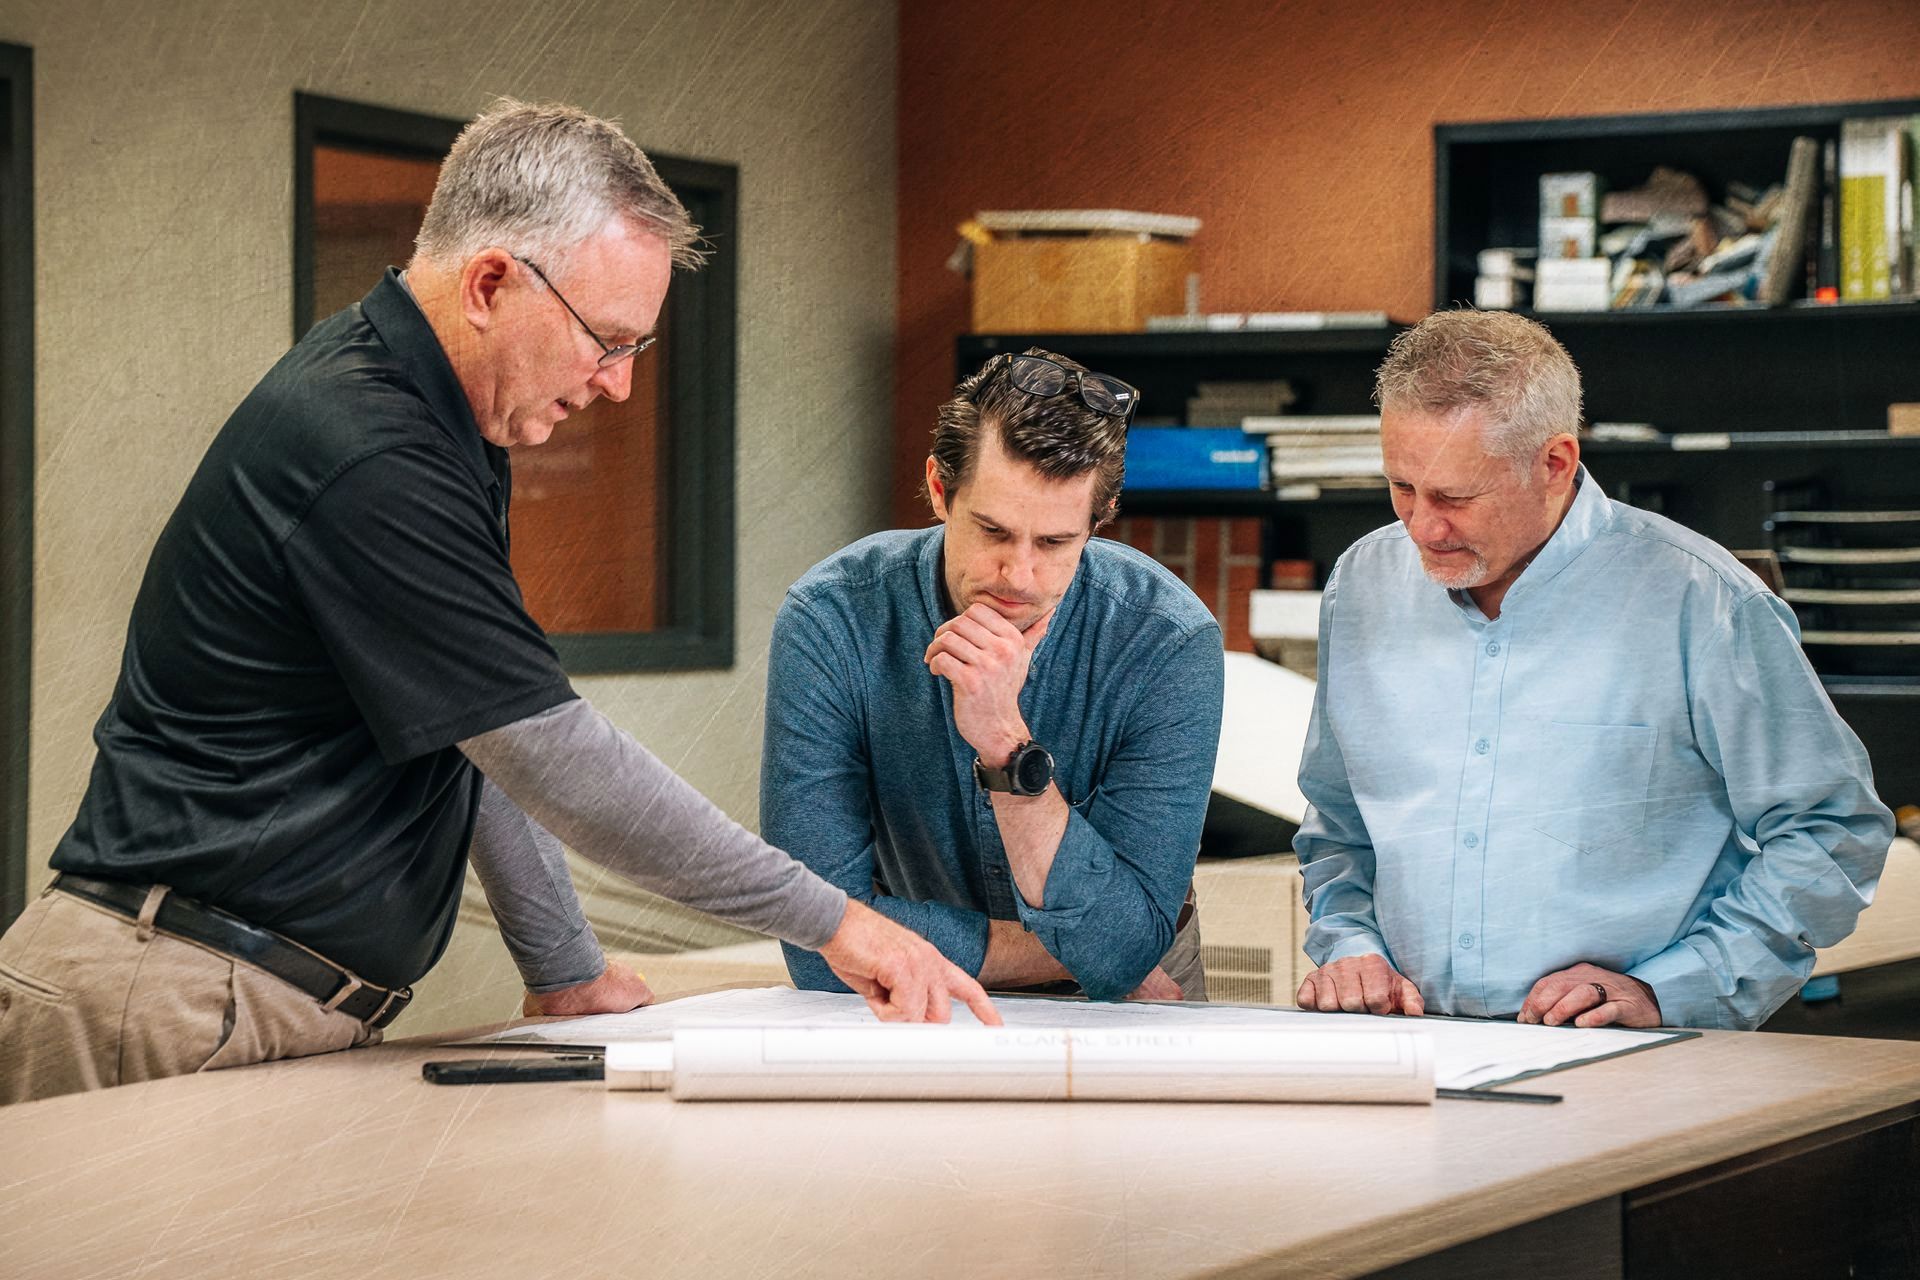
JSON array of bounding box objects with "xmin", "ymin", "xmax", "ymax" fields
[{"xmin": 973, "ymin": 740, "xmax": 1055, "ymax": 797}]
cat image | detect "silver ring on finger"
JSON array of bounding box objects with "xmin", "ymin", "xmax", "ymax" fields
[{"xmin": 1590, "ymin": 981, "xmax": 1608, "ymax": 1005}]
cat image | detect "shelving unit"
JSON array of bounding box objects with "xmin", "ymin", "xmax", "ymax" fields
[{"xmin": 1434, "ymin": 100, "xmax": 1920, "ymax": 309}]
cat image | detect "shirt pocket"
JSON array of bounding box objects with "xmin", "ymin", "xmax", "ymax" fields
[{"xmin": 1530, "ymin": 721, "xmax": 1656, "ymax": 855}]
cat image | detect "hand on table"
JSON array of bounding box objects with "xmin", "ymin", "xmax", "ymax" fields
[
  {"xmin": 1518, "ymin": 963, "xmax": 1662, "ymax": 1028},
  {"xmin": 924, "ymin": 603, "xmax": 1053, "ymax": 762},
  {"xmin": 522, "ymin": 960, "xmax": 654, "ymax": 1017},
  {"xmin": 1295, "ymin": 954, "xmax": 1425, "ymax": 1016},
  {"xmin": 819, "ymin": 900, "xmax": 1003, "ymax": 1025},
  {"xmin": 1126, "ymin": 966, "xmax": 1183, "ymax": 1002}
]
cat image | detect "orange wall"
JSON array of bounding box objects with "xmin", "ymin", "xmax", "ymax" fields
[{"xmin": 894, "ymin": 0, "xmax": 1920, "ymax": 524}]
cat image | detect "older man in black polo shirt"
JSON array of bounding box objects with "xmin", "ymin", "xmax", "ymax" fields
[{"xmin": 0, "ymin": 100, "xmax": 993, "ymax": 1105}]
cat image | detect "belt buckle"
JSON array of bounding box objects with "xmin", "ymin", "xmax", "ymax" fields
[
  {"xmin": 368, "ymin": 987, "xmax": 409, "ymax": 1028},
  {"xmin": 321, "ymin": 973, "xmax": 365, "ymax": 1014}
]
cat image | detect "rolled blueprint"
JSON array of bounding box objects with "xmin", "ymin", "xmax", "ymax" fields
[{"xmin": 604, "ymin": 1025, "xmax": 1434, "ymax": 1103}]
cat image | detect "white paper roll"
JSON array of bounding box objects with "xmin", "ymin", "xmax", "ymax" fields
[{"xmin": 605, "ymin": 1025, "xmax": 1433, "ymax": 1103}]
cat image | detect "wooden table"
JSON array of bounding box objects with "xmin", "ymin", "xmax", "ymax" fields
[{"xmin": 2, "ymin": 1004, "xmax": 1915, "ymax": 1279}]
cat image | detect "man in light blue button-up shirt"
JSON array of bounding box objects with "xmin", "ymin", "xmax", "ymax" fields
[
  {"xmin": 1294, "ymin": 310, "xmax": 1893, "ymax": 1031},
  {"xmin": 765, "ymin": 351, "xmax": 1224, "ymax": 1003}
]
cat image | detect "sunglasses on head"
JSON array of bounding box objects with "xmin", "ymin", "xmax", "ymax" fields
[{"xmin": 984, "ymin": 353, "xmax": 1140, "ymax": 424}]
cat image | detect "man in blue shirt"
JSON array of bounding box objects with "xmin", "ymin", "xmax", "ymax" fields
[
  {"xmin": 764, "ymin": 350, "xmax": 1225, "ymax": 1002},
  {"xmin": 1294, "ymin": 310, "xmax": 1892, "ymax": 1031}
]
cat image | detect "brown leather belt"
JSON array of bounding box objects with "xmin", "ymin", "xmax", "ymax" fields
[
  {"xmin": 52, "ymin": 874, "xmax": 412, "ymax": 1029},
  {"xmin": 1176, "ymin": 885, "xmax": 1197, "ymax": 933}
]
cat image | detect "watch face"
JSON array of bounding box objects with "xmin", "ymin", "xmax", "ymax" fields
[{"xmin": 1014, "ymin": 744, "xmax": 1053, "ymax": 794}]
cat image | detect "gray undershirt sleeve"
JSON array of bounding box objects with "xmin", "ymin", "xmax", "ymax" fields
[
  {"xmin": 458, "ymin": 698, "xmax": 850, "ymax": 962},
  {"xmin": 467, "ymin": 778, "xmax": 607, "ymax": 994}
]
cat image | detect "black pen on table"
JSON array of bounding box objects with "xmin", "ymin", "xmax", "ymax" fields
[{"xmin": 1437, "ymin": 1087, "xmax": 1562, "ymax": 1104}]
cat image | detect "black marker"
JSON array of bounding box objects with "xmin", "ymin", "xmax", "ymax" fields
[
  {"xmin": 1437, "ymin": 1087, "xmax": 1562, "ymax": 1104},
  {"xmin": 423, "ymin": 1055, "xmax": 605, "ymax": 1085}
]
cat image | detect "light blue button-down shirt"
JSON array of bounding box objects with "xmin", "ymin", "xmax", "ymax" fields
[{"xmin": 1295, "ymin": 468, "xmax": 1893, "ymax": 1030}]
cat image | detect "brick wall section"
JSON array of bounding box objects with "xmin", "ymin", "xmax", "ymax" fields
[{"xmin": 1111, "ymin": 517, "xmax": 1261, "ymax": 651}]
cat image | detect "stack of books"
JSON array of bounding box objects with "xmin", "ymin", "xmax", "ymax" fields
[
  {"xmin": 1241, "ymin": 415, "xmax": 1384, "ymax": 488},
  {"xmin": 1534, "ymin": 170, "xmax": 1612, "ymax": 310},
  {"xmin": 1185, "ymin": 380, "xmax": 1297, "ymax": 427},
  {"xmin": 1840, "ymin": 116, "xmax": 1919, "ymax": 300}
]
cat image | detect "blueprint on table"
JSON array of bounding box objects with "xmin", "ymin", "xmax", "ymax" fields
[{"xmin": 461, "ymin": 986, "xmax": 1694, "ymax": 1091}]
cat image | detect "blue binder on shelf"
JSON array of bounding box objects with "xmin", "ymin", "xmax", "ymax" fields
[{"xmin": 1125, "ymin": 428, "xmax": 1267, "ymax": 490}]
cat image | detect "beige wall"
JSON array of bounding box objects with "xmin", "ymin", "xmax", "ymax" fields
[{"xmin": 6, "ymin": 0, "xmax": 896, "ymax": 1032}]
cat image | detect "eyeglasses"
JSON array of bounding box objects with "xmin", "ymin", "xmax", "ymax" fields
[
  {"xmin": 515, "ymin": 256, "xmax": 655, "ymax": 367},
  {"xmin": 986, "ymin": 353, "xmax": 1140, "ymax": 424}
]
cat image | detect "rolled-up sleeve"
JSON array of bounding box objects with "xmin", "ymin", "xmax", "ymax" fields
[
  {"xmin": 764, "ymin": 595, "xmax": 991, "ymax": 989},
  {"xmin": 1630, "ymin": 591, "xmax": 1892, "ymax": 1029},
  {"xmin": 1009, "ymin": 624, "xmax": 1224, "ymax": 1000}
]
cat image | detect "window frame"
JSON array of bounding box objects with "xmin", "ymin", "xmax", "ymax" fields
[
  {"xmin": 1, "ymin": 42, "xmax": 34, "ymax": 927},
  {"xmin": 292, "ymin": 92, "xmax": 737, "ymax": 674}
]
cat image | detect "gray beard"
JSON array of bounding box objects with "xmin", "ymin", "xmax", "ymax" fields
[{"xmin": 1419, "ymin": 548, "xmax": 1491, "ymax": 589}]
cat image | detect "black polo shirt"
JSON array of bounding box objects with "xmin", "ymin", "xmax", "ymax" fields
[{"xmin": 51, "ymin": 270, "xmax": 577, "ymax": 989}]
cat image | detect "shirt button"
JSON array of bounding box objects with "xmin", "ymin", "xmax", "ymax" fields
[
  {"xmin": 1486, "ymin": 641, "xmax": 1501, "ymax": 656},
  {"xmin": 1458, "ymin": 933, "xmax": 1476, "ymax": 950},
  {"xmin": 1474, "ymin": 738, "xmax": 1489, "ymax": 755},
  {"xmin": 1463, "ymin": 832, "xmax": 1479, "ymax": 848}
]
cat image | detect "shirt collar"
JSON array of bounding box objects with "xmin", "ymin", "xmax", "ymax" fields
[
  {"xmin": 1486, "ymin": 464, "xmax": 1609, "ymax": 610},
  {"xmin": 359, "ymin": 267, "xmax": 504, "ymax": 497}
]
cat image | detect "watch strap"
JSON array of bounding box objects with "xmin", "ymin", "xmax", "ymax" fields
[
  {"xmin": 972, "ymin": 755, "xmax": 1018, "ymax": 792},
  {"xmin": 974, "ymin": 740, "xmax": 1052, "ymax": 796}
]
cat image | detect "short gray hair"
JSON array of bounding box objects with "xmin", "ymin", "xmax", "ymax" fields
[
  {"xmin": 413, "ymin": 98, "xmax": 706, "ymax": 272},
  {"xmin": 1373, "ymin": 309, "xmax": 1582, "ymax": 468}
]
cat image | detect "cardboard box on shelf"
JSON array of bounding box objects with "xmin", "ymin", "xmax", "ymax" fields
[
  {"xmin": 1538, "ymin": 215, "xmax": 1598, "ymax": 260},
  {"xmin": 973, "ymin": 234, "xmax": 1193, "ymax": 333},
  {"xmin": 1534, "ymin": 257, "xmax": 1612, "ymax": 311},
  {"xmin": 1540, "ymin": 171, "xmax": 1600, "ymax": 220},
  {"xmin": 1475, "ymin": 275, "xmax": 1522, "ymax": 309},
  {"xmin": 964, "ymin": 212, "xmax": 1199, "ymax": 334}
]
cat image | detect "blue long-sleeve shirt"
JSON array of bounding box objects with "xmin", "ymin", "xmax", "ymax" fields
[
  {"xmin": 763, "ymin": 527, "xmax": 1224, "ymax": 1001},
  {"xmin": 1295, "ymin": 467, "xmax": 1893, "ymax": 1030}
]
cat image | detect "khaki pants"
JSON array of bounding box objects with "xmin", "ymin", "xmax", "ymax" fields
[
  {"xmin": 0, "ymin": 887, "xmax": 377, "ymax": 1106},
  {"xmin": 1161, "ymin": 907, "xmax": 1210, "ymax": 1002}
]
